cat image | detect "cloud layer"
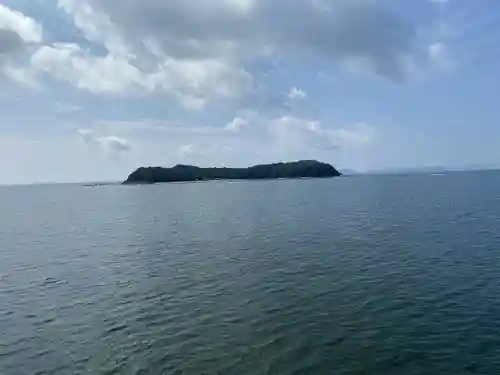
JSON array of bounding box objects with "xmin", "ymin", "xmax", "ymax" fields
[
  {"xmin": 78, "ymin": 129, "xmax": 132, "ymax": 157},
  {"xmin": 1, "ymin": 1, "xmax": 452, "ymax": 104},
  {"xmin": 0, "ymin": 4, "xmax": 42, "ymax": 84},
  {"xmin": 61, "ymin": 0, "xmax": 417, "ymax": 80},
  {"xmin": 1, "ymin": 0, "xmax": 443, "ymax": 107},
  {"xmin": 0, "ymin": 0, "xmax": 471, "ymax": 184}
]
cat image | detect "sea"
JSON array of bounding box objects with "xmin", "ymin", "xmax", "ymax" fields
[{"xmin": 1, "ymin": 171, "xmax": 500, "ymax": 375}]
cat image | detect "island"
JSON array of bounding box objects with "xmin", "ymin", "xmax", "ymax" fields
[{"xmin": 123, "ymin": 160, "xmax": 341, "ymax": 184}]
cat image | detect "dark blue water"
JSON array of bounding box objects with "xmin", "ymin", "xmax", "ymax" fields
[{"xmin": 2, "ymin": 172, "xmax": 500, "ymax": 375}]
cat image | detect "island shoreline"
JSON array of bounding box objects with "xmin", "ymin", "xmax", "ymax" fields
[{"xmin": 123, "ymin": 160, "xmax": 342, "ymax": 185}]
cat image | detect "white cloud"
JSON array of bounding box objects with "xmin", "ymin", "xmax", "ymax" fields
[
  {"xmin": 149, "ymin": 58, "xmax": 253, "ymax": 109},
  {"xmin": 32, "ymin": 42, "xmax": 252, "ymax": 109},
  {"xmin": 428, "ymin": 42, "xmax": 453, "ymax": 70},
  {"xmin": 225, "ymin": 117, "xmax": 251, "ymax": 132},
  {"xmin": 0, "ymin": 4, "xmax": 42, "ymax": 44},
  {"xmin": 54, "ymin": 102, "xmax": 81, "ymax": 114},
  {"xmin": 98, "ymin": 135, "xmax": 132, "ymax": 154},
  {"xmin": 77, "ymin": 128, "xmax": 94, "ymax": 143},
  {"xmin": 270, "ymin": 116, "xmax": 376, "ymax": 153},
  {"xmin": 57, "ymin": 0, "xmax": 128, "ymax": 56},
  {"xmin": 2, "ymin": 0, "xmax": 452, "ymax": 100},
  {"xmin": 428, "ymin": 42, "xmax": 444, "ymax": 61},
  {"xmin": 79, "ymin": 0, "xmax": 418, "ymax": 82},
  {"xmin": 36, "ymin": 0, "xmax": 254, "ymax": 108},
  {"xmin": 77, "ymin": 128, "xmax": 132, "ymax": 157},
  {"xmin": 0, "ymin": 4, "xmax": 42, "ymax": 84},
  {"xmin": 28, "ymin": 0, "xmax": 432, "ymax": 105},
  {"xmin": 32, "ymin": 43, "xmax": 145, "ymax": 93},
  {"xmin": 83, "ymin": 113, "xmax": 375, "ymax": 167},
  {"xmin": 1, "ymin": 64, "xmax": 38, "ymax": 87},
  {"xmin": 287, "ymin": 87, "xmax": 306, "ymax": 100},
  {"xmin": 176, "ymin": 142, "xmax": 235, "ymax": 162},
  {"xmin": 327, "ymin": 122, "xmax": 377, "ymax": 147},
  {"xmin": 178, "ymin": 144, "xmax": 194, "ymax": 157},
  {"xmin": 0, "ymin": 1, "xmax": 457, "ymax": 184}
]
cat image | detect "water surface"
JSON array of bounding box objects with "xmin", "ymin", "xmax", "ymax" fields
[{"xmin": 1, "ymin": 172, "xmax": 500, "ymax": 374}]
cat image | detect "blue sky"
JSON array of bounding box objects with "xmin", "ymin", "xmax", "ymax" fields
[{"xmin": 1, "ymin": 0, "xmax": 500, "ymax": 184}]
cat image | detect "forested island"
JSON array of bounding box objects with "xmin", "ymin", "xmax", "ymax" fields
[{"xmin": 123, "ymin": 160, "xmax": 341, "ymax": 184}]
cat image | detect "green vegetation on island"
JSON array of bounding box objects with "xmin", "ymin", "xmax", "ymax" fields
[{"xmin": 123, "ymin": 160, "xmax": 342, "ymax": 184}]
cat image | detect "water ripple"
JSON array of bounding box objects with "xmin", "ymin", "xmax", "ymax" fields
[{"xmin": 2, "ymin": 174, "xmax": 500, "ymax": 374}]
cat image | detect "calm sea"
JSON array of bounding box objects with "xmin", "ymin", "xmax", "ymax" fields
[{"xmin": 2, "ymin": 172, "xmax": 500, "ymax": 375}]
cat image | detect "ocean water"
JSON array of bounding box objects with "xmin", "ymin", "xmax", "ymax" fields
[{"xmin": 2, "ymin": 172, "xmax": 500, "ymax": 375}]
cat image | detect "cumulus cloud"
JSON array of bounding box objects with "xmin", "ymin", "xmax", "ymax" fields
[
  {"xmin": 77, "ymin": 129, "xmax": 132, "ymax": 157},
  {"xmin": 24, "ymin": 0, "xmax": 433, "ymax": 105},
  {"xmin": 428, "ymin": 42, "xmax": 453, "ymax": 71},
  {"xmin": 63, "ymin": 0, "xmax": 417, "ymax": 81},
  {"xmin": 0, "ymin": 4, "xmax": 42, "ymax": 84},
  {"xmin": 287, "ymin": 87, "xmax": 306, "ymax": 100},
  {"xmin": 31, "ymin": 41, "xmax": 252, "ymax": 109},
  {"xmin": 270, "ymin": 116, "xmax": 376, "ymax": 153},
  {"xmin": 80, "ymin": 114, "xmax": 377, "ymax": 170},
  {"xmin": 176, "ymin": 142, "xmax": 235, "ymax": 162},
  {"xmin": 178, "ymin": 144, "xmax": 194, "ymax": 157},
  {"xmin": 97, "ymin": 136, "xmax": 132, "ymax": 154},
  {"xmin": 328, "ymin": 122, "xmax": 377, "ymax": 147},
  {"xmin": 0, "ymin": 4, "xmax": 42, "ymax": 48},
  {"xmin": 224, "ymin": 117, "xmax": 251, "ymax": 132},
  {"xmin": 54, "ymin": 102, "xmax": 81, "ymax": 114},
  {"xmin": 32, "ymin": 43, "xmax": 147, "ymax": 94}
]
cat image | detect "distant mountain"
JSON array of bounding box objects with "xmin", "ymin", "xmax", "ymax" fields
[
  {"xmin": 337, "ymin": 168, "xmax": 362, "ymax": 176},
  {"xmin": 123, "ymin": 160, "xmax": 342, "ymax": 184},
  {"xmin": 364, "ymin": 166, "xmax": 451, "ymax": 175},
  {"xmin": 364, "ymin": 165, "xmax": 500, "ymax": 175}
]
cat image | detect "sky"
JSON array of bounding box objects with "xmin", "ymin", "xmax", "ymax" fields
[{"xmin": 1, "ymin": 0, "xmax": 500, "ymax": 184}]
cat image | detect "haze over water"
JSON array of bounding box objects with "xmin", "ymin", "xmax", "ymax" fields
[{"xmin": 2, "ymin": 172, "xmax": 500, "ymax": 375}]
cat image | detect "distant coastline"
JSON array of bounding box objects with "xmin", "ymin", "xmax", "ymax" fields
[{"xmin": 123, "ymin": 160, "xmax": 342, "ymax": 184}]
